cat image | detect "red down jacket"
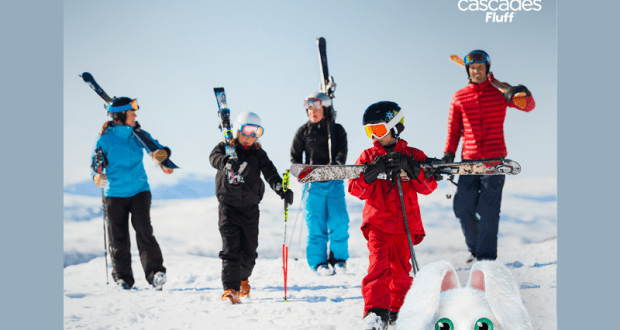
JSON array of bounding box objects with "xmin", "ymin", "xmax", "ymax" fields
[
  {"xmin": 444, "ymin": 78, "xmax": 535, "ymax": 160},
  {"xmin": 348, "ymin": 139, "xmax": 437, "ymax": 242}
]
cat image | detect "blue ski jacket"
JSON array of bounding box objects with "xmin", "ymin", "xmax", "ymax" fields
[{"xmin": 91, "ymin": 123, "xmax": 168, "ymax": 198}]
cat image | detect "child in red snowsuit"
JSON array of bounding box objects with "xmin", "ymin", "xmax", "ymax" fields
[{"xmin": 348, "ymin": 101, "xmax": 439, "ymax": 329}]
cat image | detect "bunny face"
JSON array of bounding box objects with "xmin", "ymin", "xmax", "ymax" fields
[
  {"xmin": 434, "ymin": 289, "xmax": 499, "ymax": 330},
  {"xmin": 396, "ymin": 260, "xmax": 531, "ymax": 330}
]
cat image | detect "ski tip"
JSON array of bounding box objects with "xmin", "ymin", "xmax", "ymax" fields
[
  {"xmin": 504, "ymin": 159, "xmax": 521, "ymax": 175},
  {"xmin": 449, "ymin": 55, "xmax": 464, "ymax": 67},
  {"xmin": 80, "ymin": 72, "xmax": 93, "ymax": 81}
]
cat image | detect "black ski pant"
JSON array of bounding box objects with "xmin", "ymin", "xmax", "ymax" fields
[
  {"xmin": 218, "ymin": 202, "xmax": 260, "ymax": 291},
  {"xmin": 106, "ymin": 191, "xmax": 166, "ymax": 287},
  {"xmin": 453, "ymin": 174, "xmax": 505, "ymax": 261}
]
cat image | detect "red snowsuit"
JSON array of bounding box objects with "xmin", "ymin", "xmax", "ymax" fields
[
  {"xmin": 348, "ymin": 139, "xmax": 437, "ymax": 316},
  {"xmin": 444, "ymin": 77, "xmax": 535, "ymax": 160}
]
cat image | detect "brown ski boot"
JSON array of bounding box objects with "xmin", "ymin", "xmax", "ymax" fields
[
  {"xmin": 240, "ymin": 280, "xmax": 251, "ymax": 298},
  {"xmin": 221, "ymin": 288, "xmax": 241, "ymax": 304}
]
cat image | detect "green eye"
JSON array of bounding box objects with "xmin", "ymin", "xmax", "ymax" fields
[
  {"xmin": 475, "ymin": 318, "xmax": 494, "ymax": 330},
  {"xmin": 435, "ymin": 318, "xmax": 453, "ymax": 330}
]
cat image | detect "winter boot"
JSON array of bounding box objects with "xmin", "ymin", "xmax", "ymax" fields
[
  {"xmin": 152, "ymin": 272, "xmax": 167, "ymax": 291},
  {"xmin": 466, "ymin": 253, "xmax": 476, "ymax": 263},
  {"xmin": 334, "ymin": 261, "xmax": 347, "ymax": 275},
  {"xmin": 315, "ymin": 262, "xmax": 334, "ymax": 276},
  {"xmin": 221, "ymin": 288, "xmax": 242, "ymax": 304},
  {"xmin": 240, "ymin": 280, "xmax": 251, "ymax": 298},
  {"xmin": 363, "ymin": 308, "xmax": 389, "ymax": 330},
  {"xmin": 328, "ymin": 251, "xmax": 347, "ymax": 275},
  {"xmin": 388, "ymin": 311, "xmax": 398, "ymax": 329},
  {"xmin": 117, "ymin": 280, "xmax": 131, "ymax": 290}
]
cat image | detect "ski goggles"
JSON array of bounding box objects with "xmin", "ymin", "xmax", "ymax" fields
[
  {"xmin": 107, "ymin": 99, "xmax": 139, "ymax": 113},
  {"xmin": 304, "ymin": 97, "xmax": 323, "ymax": 110},
  {"xmin": 240, "ymin": 124, "xmax": 264, "ymax": 138},
  {"xmin": 464, "ymin": 52, "xmax": 490, "ymax": 65},
  {"xmin": 363, "ymin": 110, "xmax": 404, "ymax": 139}
]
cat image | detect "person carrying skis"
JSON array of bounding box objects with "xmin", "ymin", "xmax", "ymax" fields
[
  {"xmin": 442, "ymin": 50, "xmax": 535, "ymax": 263},
  {"xmin": 290, "ymin": 92, "xmax": 350, "ymax": 276},
  {"xmin": 210, "ymin": 111, "xmax": 294, "ymax": 304},
  {"xmin": 349, "ymin": 101, "xmax": 439, "ymax": 330},
  {"xmin": 91, "ymin": 97, "xmax": 171, "ymax": 290}
]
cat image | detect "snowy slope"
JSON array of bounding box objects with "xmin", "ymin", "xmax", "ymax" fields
[{"xmin": 64, "ymin": 175, "xmax": 556, "ymax": 329}]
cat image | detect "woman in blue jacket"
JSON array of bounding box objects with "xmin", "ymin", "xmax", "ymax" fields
[{"xmin": 91, "ymin": 97, "xmax": 171, "ymax": 290}]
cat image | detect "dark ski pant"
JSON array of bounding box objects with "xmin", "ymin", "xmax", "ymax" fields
[
  {"xmin": 218, "ymin": 202, "xmax": 260, "ymax": 291},
  {"xmin": 106, "ymin": 191, "xmax": 166, "ymax": 288},
  {"xmin": 453, "ymin": 175, "xmax": 505, "ymax": 261}
]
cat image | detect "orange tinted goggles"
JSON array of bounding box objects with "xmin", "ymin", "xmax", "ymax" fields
[
  {"xmin": 364, "ymin": 123, "xmax": 390, "ymax": 139},
  {"xmin": 240, "ymin": 124, "xmax": 264, "ymax": 138},
  {"xmin": 107, "ymin": 99, "xmax": 139, "ymax": 113}
]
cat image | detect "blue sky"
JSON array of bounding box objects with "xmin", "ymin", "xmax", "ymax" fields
[{"xmin": 64, "ymin": 0, "xmax": 556, "ymax": 185}]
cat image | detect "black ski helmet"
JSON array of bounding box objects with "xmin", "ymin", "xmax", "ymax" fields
[
  {"xmin": 362, "ymin": 101, "xmax": 405, "ymax": 138},
  {"xmin": 107, "ymin": 97, "xmax": 138, "ymax": 124},
  {"xmin": 464, "ymin": 50, "xmax": 491, "ymax": 79}
]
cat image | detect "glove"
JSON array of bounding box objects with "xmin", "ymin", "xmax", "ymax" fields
[
  {"xmin": 283, "ymin": 189, "xmax": 294, "ymax": 205},
  {"xmin": 363, "ymin": 155, "xmax": 387, "ymax": 185},
  {"xmin": 272, "ymin": 182, "xmax": 295, "ymax": 205},
  {"xmin": 502, "ymin": 84, "xmax": 531, "ymax": 102},
  {"xmin": 385, "ymin": 152, "xmax": 421, "ymax": 180},
  {"xmin": 91, "ymin": 148, "xmax": 108, "ymax": 173},
  {"xmin": 151, "ymin": 149, "xmax": 169, "ymax": 165},
  {"xmin": 225, "ymin": 156, "xmax": 241, "ymax": 172},
  {"xmin": 441, "ymin": 152, "xmax": 455, "ymax": 163},
  {"xmin": 93, "ymin": 173, "xmax": 108, "ymax": 188},
  {"xmin": 161, "ymin": 165, "xmax": 174, "ymax": 174}
]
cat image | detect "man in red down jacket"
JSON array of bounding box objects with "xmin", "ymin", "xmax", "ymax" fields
[
  {"xmin": 442, "ymin": 50, "xmax": 535, "ymax": 263},
  {"xmin": 349, "ymin": 101, "xmax": 439, "ymax": 330}
]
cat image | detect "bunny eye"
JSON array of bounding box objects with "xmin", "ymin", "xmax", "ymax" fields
[
  {"xmin": 435, "ymin": 318, "xmax": 454, "ymax": 330},
  {"xmin": 475, "ymin": 318, "xmax": 494, "ymax": 330}
]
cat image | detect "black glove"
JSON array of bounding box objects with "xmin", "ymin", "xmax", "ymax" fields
[
  {"xmin": 283, "ymin": 189, "xmax": 294, "ymax": 205},
  {"xmin": 386, "ymin": 152, "xmax": 421, "ymax": 180},
  {"xmin": 271, "ymin": 181, "xmax": 294, "ymax": 205},
  {"xmin": 502, "ymin": 84, "xmax": 531, "ymax": 102},
  {"xmin": 441, "ymin": 152, "xmax": 455, "ymax": 163},
  {"xmin": 225, "ymin": 156, "xmax": 239, "ymax": 171},
  {"xmin": 91, "ymin": 147, "xmax": 108, "ymax": 173},
  {"xmin": 363, "ymin": 155, "xmax": 387, "ymax": 185}
]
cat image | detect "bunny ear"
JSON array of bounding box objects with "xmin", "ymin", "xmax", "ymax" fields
[
  {"xmin": 398, "ymin": 260, "xmax": 460, "ymax": 330},
  {"xmin": 467, "ymin": 261, "xmax": 533, "ymax": 330},
  {"xmin": 470, "ymin": 269, "xmax": 485, "ymax": 291}
]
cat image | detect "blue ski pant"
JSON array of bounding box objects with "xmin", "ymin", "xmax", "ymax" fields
[
  {"xmin": 304, "ymin": 180, "xmax": 350, "ymax": 269},
  {"xmin": 453, "ymin": 175, "xmax": 505, "ymax": 261}
]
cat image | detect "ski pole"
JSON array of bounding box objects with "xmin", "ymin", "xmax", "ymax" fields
[
  {"xmin": 395, "ymin": 173, "xmax": 420, "ymax": 275},
  {"xmin": 282, "ymin": 170, "xmax": 290, "ymax": 301},
  {"xmin": 94, "ymin": 147, "xmax": 110, "ymax": 286},
  {"xmin": 288, "ymin": 183, "xmax": 310, "ymax": 261}
]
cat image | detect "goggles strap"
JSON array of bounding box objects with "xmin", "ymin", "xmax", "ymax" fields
[
  {"xmin": 107, "ymin": 100, "xmax": 138, "ymax": 113},
  {"xmin": 364, "ymin": 110, "xmax": 404, "ymax": 139}
]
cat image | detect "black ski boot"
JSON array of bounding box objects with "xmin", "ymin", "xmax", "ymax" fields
[
  {"xmin": 363, "ymin": 308, "xmax": 389, "ymax": 330},
  {"xmin": 388, "ymin": 311, "xmax": 398, "ymax": 328}
]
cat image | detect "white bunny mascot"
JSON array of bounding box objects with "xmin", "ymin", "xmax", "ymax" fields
[{"xmin": 397, "ymin": 260, "xmax": 532, "ymax": 330}]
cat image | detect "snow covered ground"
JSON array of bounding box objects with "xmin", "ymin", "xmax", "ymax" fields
[{"xmin": 64, "ymin": 176, "xmax": 556, "ymax": 329}]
